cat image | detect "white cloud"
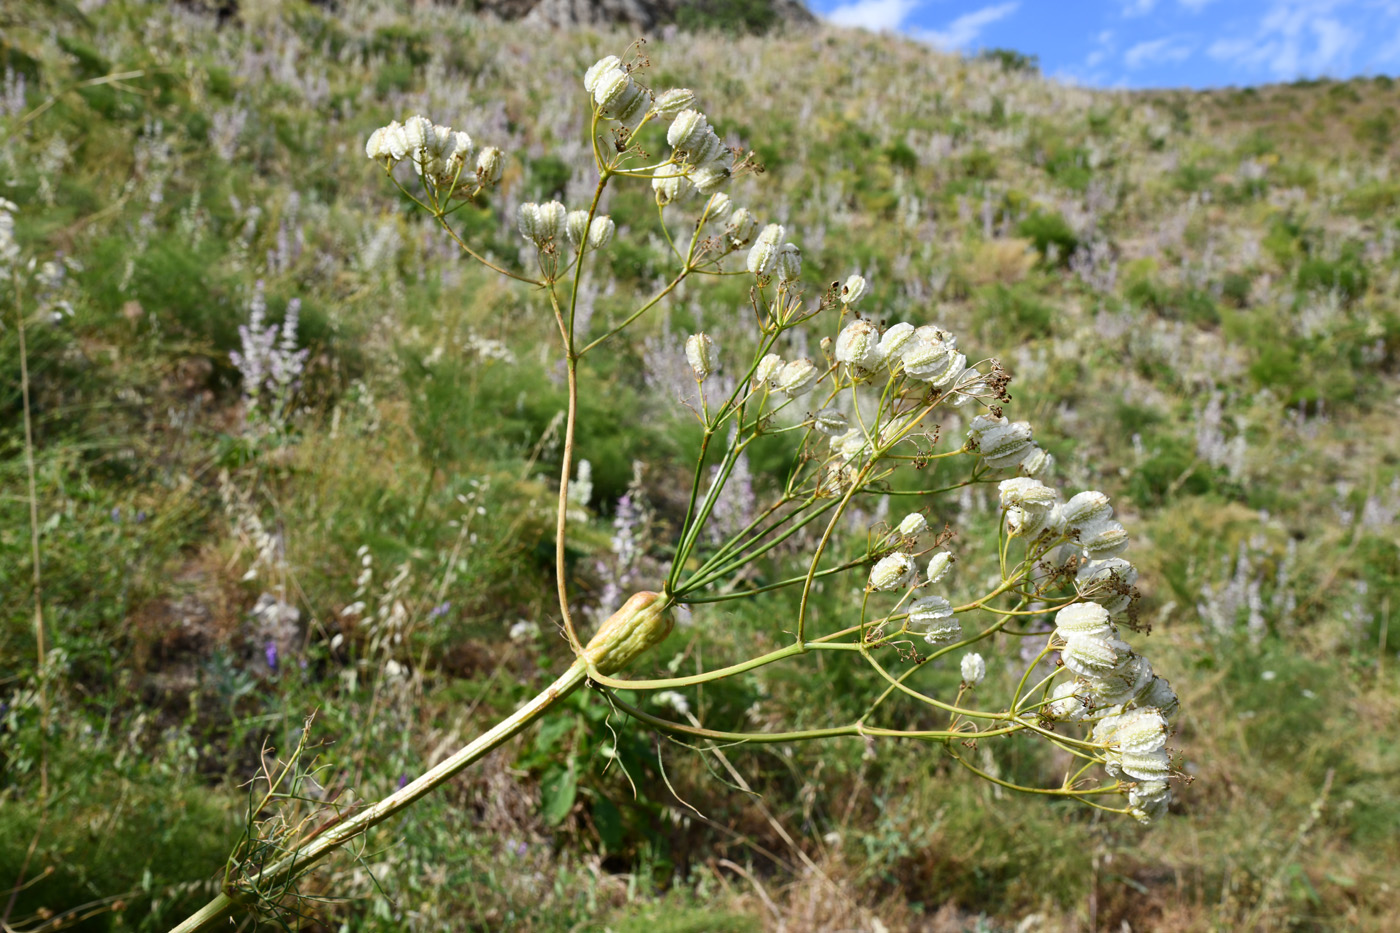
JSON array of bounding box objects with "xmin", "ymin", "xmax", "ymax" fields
[
  {"xmin": 1128, "ymin": 0, "xmax": 1217, "ymax": 17},
  {"xmin": 1085, "ymin": 30, "xmax": 1116, "ymax": 67},
  {"xmin": 1206, "ymin": 1, "xmax": 1361, "ymax": 78},
  {"xmin": 1207, "ymin": 36, "xmax": 1257, "ymax": 61},
  {"xmin": 915, "ymin": 1, "xmax": 1020, "ymax": 51},
  {"xmin": 823, "ymin": 0, "xmax": 923, "ymax": 31},
  {"xmin": 1310, "ymin": 17, "xmax": 1356, "ymax": 69},
  {"xmin": 1124, "ymin": 36, "xmax": 1195, "ymax": 68}
]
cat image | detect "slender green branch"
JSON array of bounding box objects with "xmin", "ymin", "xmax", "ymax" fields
[
  {"xmin": 865, "ymin": 474, "xmax": 987, "ymax": 496},
  {"xmin": 857, "ymin": 645, "xmax": 1007, "ymax": 721},
  {"xmin": 673, "ymin": 433, "xmax": 755, "ymax": 574},
  {"xmin": 678, "ymin": 493, "xmax": 840, "ymax": 595},
  {"xmin": 795, "ymin": 463, "xmax": 872, "ymax": 642},
  {"xmin": 579, "ymin": 270, "xmax": 689, "ymax": 356},
  {"xmin": 607, "ymin": 691, "xmax": 862, "ymax": 744},
  {"xmin": 1010, "ymin": 643, "xmax": 1057, "ymax": 713},
  {"xmin": 679, "ymin": 556, "xmax": 867, "ymax": 604},
  {"xmin": 430, "ymin": 203, "xmax": 543, "ymax": 286},
  {"xmin": 682, "ymin": 492, "xmax": 804, "ymax": 585},
  {"xmin": 588, "ymin": 640, "xmax": 805, "ymax": 691},
  {"xmin": 547, "ymin": 285, "xmax": 584, "ymax": 655},
  {"xmin": 946, "ymin": 747, "xmax": 1122, "ymax": 798},
  {"xmin": 667, "ymin": 428, "xmax": 715, "ymax": 591},
  {"xmin": 567, "ymin": 172, "xmax": 611, "ymax": 337},
  {"xmin": 859, "ymin": 598, "xmax": 1024, "ymax": 724}
]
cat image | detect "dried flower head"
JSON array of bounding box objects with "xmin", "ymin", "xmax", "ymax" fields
[
  {"xmin": 755, "ymin": 353, "xmax": 784, "ymax": 385},
  {"xmin": 926, "ymin": 551, "xmax": 954, "ymax": 584},
  {"xmin": 970, "ymin": 415, "xmax": 1035, "ymax": 470},
  {"xmin": 685, "ymin": 333, "xmax": 715, "ymax": 381},
  {"xmin": 1063, "ymin": 491, "xmax": 1113, "ymax": 529},
  {"xmin": 746, "ymin": 223, "xmax": 785, "ymax": 276},
  {"xmin": 519, "ymin": 201, "xmax": 566, "ymax": 245},
  {"xmin": 727, "ymin": 208, "xmax": 758, "ymax": 246},
  {"xmin": 475, "ymin": 147, "xmax": 504, "ymax": 185},
  {"xmin": 999, "ymin": 477, "xmax": 1058, "ymax": 514},
  {"xmin": 345, "ymin": 43, "xmax": 1193, "ymax": 863},
  {"xmin": 1054, "ymin": 602, "xmax": 1113, "ymax": 639},
  {"xmin": 1060, "ymin": 632, "xmax": 1133, "ymax": 678},
  {"xmin": 813, "ymin": 408, "xmax": 848, "ymax": 436},
  {"xmin": 653, "ymin": 88, "xmax": 696, "ymax": 117},
  {"xmin": 776, "ymin": 358, "xmax": 820, "ymax": 397},
  {"xmin": 583, "ymin": 55, "xmax": 623, "ymax": 94},
  {"xmin": 834, "ymin": 320, "xmax": 880, "ymax": 372},
  {"xmin": 1079, "ymin": 521, "xmax": 1130, "ymax": 560},
  {"xmin": 587, "ymin": 215, "xmax": 616, "ymax": 249},
  {"xmin": 961, "ymin": 652, "xmax": 986, "ymax": 686},
  {"xmin": 868, "ymin": 553, "xmax": 916, "ymax": 591},
  {"xmin": 897, "ymin": 513, "xmax": 929, "ymax": 537},
  {"xmin": 907, "ymin": 596, "xmax": 959, "ymax": 644},
  {"xmin": 840, "ymin": 274, "xmax": 869, "ymax": 306},
  {"xmin": 776, "ymin": 243, "xmax": 802, "ymax": 283}
]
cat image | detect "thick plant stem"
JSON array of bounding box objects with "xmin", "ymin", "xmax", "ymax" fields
[
  {"xmin": 169, "ymin": 659, "xmax": 589, "ymax": 933},
  {"xmin": 168, "ymin": 893, "xmax": 238, "ymax": 933}
]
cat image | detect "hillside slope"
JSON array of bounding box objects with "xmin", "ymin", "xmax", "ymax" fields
[{"xmin": 1, "ymin": 2, "xmax": 1397, "ymax": 931}]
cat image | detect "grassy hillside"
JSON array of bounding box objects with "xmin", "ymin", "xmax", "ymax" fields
[{"xmin": 1, "ymin": 1, "xmax": 1397, "ymax": 930}]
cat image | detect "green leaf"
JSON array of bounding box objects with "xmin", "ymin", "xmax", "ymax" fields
[
  {"xmin": 540, "ymin": 765, "xmax": 577, "ymax": 826},
  {"xmin": 593, "ymin": 793, "xmax": 622, "ymax": 852},
  {"xmin": 534, "ymin": 714, "xmax": 574, "ymax": 754}
]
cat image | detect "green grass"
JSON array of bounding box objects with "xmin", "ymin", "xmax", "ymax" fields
[{"xmin": 1, "ymin": 2, "xmax": 1398, "ymax": 931}]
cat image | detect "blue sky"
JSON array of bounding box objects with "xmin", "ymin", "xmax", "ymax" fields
[{"xmin": 807, "ymin": 0, "xmax": 1400, "ymax": 89}]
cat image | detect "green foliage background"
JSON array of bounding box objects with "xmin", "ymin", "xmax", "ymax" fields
[{"xmin": 1, "ymin": 1, "xmax": 1398, "ymax": 930}]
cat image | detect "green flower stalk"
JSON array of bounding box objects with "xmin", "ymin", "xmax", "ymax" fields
[{"xmin": 171, "ymin": 40, "xmax": 1187, "ymax": 931}]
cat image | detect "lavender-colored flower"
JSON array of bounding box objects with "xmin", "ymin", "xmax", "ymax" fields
[
  {"xmin": 611, "ymin": 491, "xmax": 644, "ymax": 570},
  {"xmin": 264, "ymin": 640, "xmax": 279, "ymax": 671},
  {"xmin": 229, "ymin": 280, "xmax": 310, "ymax": 434},
  {"xmin": 2, "ymin": 67, "xmax": 28, "ymax": 119}
]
